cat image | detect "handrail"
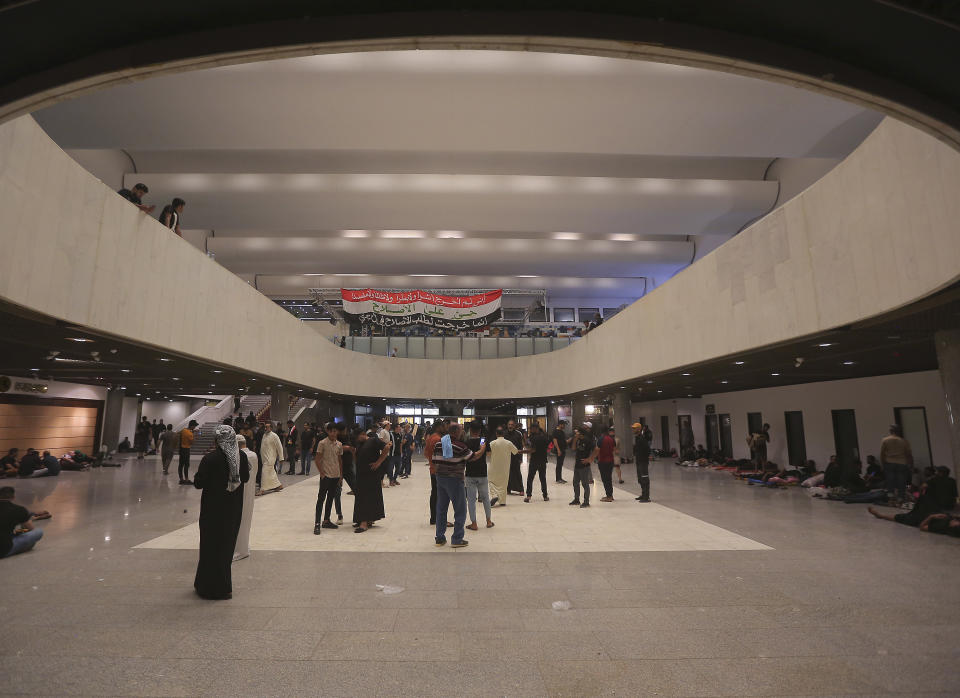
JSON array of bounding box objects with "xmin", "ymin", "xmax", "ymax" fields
[{"xmin": 174, "ymin": 396, "xmax": 233, "ymax": 431}]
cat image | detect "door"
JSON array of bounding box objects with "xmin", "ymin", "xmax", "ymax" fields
[
  {"xmin": 660, "ymin": 415, "xmax": 670, "ymax": 453},
  {"xmin": 784, "ymin": 411, "xmax": 807, "ymax": 467},
  {"xmin": 705, "ymin": 414, "xmax": 719, "ymax": 454},
  {"xmin": 895, "ymin": 407, "xmax": 932, "ymax": 482},
  {"xmin": 719, "ymin": 413, "xmax": 733, "ymax": 459},
  {"xmin": 747, "ymin": 412, "xmax": 763, "ymax": 435},
  {"xmin": 831, "ymin": 409, "xmax": 860, "ymax": 469}
]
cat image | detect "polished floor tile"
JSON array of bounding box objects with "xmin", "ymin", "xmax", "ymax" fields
[{"xmin": 1, "ymin": 452, "xmax": 958, "ymax": 697}]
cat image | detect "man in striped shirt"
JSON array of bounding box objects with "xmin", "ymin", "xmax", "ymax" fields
[{"xmin": 432, "ymin": 422, "xmax": 474, "ymax": 548}]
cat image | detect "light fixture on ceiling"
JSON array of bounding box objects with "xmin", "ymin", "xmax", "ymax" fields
[
  {"xmin": 172, "ymin": 377, "xmax": 180, "ymax": 381},
  {"xmin": 843, "ymin": 361, "xmax": 856, "ymax": 365},
  {"xmin": 66, "ymin": 337, "xmax": 93, "ymax": 342},
  {"xmin": 771, "ymin": 372, "xmax": 780, "ymax": 376},
  {"xmin": 552, "ymin": 232, "xmax": 581, "ymax": 241},
  {"xmin": 121, "ymin": 369, "xmax": 131, "ymax": 373},
  {"xmin": 681, "ymin": 372, "xmax": 691, "ymax": 376},
  {"xmin": 720, "ymin": 380, "xmax": 729, "ymax": 384},
  {"xmin": 381, "ymin": 230, "xmax": 425, "ymax": 239},
  {"xmin": 818, "ymin": 343, "xmax": 834, "ymax": 347},
  {"xmin": 341, "ymin": 230, "xmax": 369, "ymax": 238},
  {"xmin": 158, "ymin": 357, "xmax": 172, "ymax": 362},
  {"xmin": 212, "ymin": 370, "xmax": 223, "ymax": 374},
  {"xmin": 734, "ymin": 361, "xmax": 745, "ymax": 365},
  {"xmin": 657, "ymin": 389, "xmax": 663, "ymax": 393}
]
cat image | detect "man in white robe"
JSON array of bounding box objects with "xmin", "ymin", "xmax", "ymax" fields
[
  {"xmin": 257, "ymin": 422, "xmax": 284, "ymax": 496},
  {"xmin": 234, "ymin": 435, "xmax": 258, "ymax": 560}
]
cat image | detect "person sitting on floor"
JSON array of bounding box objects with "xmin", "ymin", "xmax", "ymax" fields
[
  {"xmin": 864, "ymin": 455, "xmax": 885, "ymax": 489},
  {"xmin": 0, "ymin": 486, "xmax": 43, "ymax": 558},
  {"xmin": 118, "ymin": 437, "xmax": 132, "ymax": 452},
  {"xmin": 29, "ymin": 451, "xmax": 61, "ymax": 478},
  {"xmin": 17, "ymin": 449, "xmax": 41, "ymax": 478},
  {"xmin": 1, "ymin": 449, "xmax": 19, "ymax": 478},
  {"xmin": 924, "ymin": 466, "xmax": 958, "ymax": 511}
]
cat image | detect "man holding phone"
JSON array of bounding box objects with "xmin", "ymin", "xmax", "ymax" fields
[{"xmin": 463, "ymin": 421, "xmax": 493, "ymax": 530}]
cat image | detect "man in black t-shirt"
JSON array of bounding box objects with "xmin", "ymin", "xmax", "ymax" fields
[
  {"xmin": 570, "ymin": 426, "xmax": 598, "ymax": 507},
  {"xmin": 505, "ymin": 420, "xmax": 525, "ymax": 495},
  {"xmin": 0, "ymin": 487, "xmax": 42, "ymax": 558},
  {"xmin": 464, "ymin": 422, "xmax": 493, "ymax": 530},
  {"xmin": 524, "ymin": 423, "xmax": 551, "ymax": 502},
  {"xmin": 552, "ymin": 421, "xmax": 568, "ymax": 484},
  {"xmin": 632, "ymin": 422, "xmax": 652, "ymax": 502},
  {"xmin": 117, "ymin": 183, "xmax": 155, "ymax": 214}
]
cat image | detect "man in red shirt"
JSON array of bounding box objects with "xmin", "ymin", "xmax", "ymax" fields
[{"xmin": 596, "ymin": 426, "xmax": 617, "ymax": 502}]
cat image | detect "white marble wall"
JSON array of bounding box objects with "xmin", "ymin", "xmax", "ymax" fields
[{"xmin": 0, "ymin": 115, "xmax": 958, "ymax": 400}]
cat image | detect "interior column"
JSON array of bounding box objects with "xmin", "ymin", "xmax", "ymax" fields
[{"xmin": 935, "ymin": 329, "xmax": 960, "ymax": 469}]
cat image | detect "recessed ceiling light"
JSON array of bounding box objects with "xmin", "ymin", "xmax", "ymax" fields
[
  {"xmin": 771, "ymin": 373, "xmax": 780, "ymax": 376},
  {"xmin": 159, "ymin": 357, "xmax": 172, "ymax": 362},
  {"xmin": 734, "ymin": 361, "xmax": 745, "ymax": 365},
  {"xmin": 66, "ymin": 337, "xmax": 93, "ymax": 342},
  {"xmin": 818, "ymin": 343, "xmax": 834, "ymax": 347},
  {"xmin": 29, "ymin": 368, "xmax": 39, "ymax": 371},
  {"xmin": 843, "ymin": 361, "xmax": 856, "ymax": 365},
  {"xmin": 135, "ymin": 393, "xmax": 141, "ymax": 396},
  {"xmin": 681, "ymin": 372, "xmax": 691, "ymax": 376},
  {"xmin": 553, "ymin": 232, "xmax": 581, "ymax": 241},
  {"xmin": 720, "ymin": 380, "xmax": 729, "ymax": 384},
  {"xmin": 212, "ymin": 370, "xmax": 223, "ymax": 374},
  {"xmin": 121, "ymin": 369, "xmax": 131, "ymax": 373},
  {"xmin": 657, "ymin": 389, "xmax": 663, "ymax": 393},
  {"xmin": 646, "ymin": 380, "xmax": 654, "ymax": 384}
]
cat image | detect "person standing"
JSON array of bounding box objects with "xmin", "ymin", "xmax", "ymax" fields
[
  {"xmin": 193, "ymin": 424, "xmax": 248, "ymax": 600},
  {"xmin": 400, "ymin": 423, "xmax": 414, "ymax": 479},
  {"xmin": 116, "ymin": 182, "xmax": 155, "ymax": 214},
  {"xmin": 159, "ymin": 423, "xmax": 179, "ymax": 475},
  {"xmin": 524, "ymin": 422, "xmax": 550, "ymax": 503},
  {"xmin": 632, "ymin": 422, "xmax": 651, "ymax": 502},
  {"xmin": 464, "ymin": 421, "xmax": 493, "ymax": 530},
  {"xmin": 424, "ymin": 421, "xmax": 446, "ymax": 525},
  {"xmin": 257, "ymin": 422, "xmax": 284, "ymax": 496},
  {"xmin": 504, "ymin": 420, "xmax": 525, "ymax": 496},
  {"xmin": 0, "ymin": 486, "xmax": 43, "ymax": 558},
  {"xmin": 233, "ymin": 434, "xmax": 258, "ymax": 561},
  {"xmin": 432, "ymin": 423, "xmax": 474, "ymax": 548},
  {"xmin": 749, "ymin": 424, "xmax": 770, "ymax": 471},
  {"xmin": 313, "ymin": 422, "xmax": 344, "ymax": 534},
  {"xmin": 353, "ymin": 428, "xmax": 390, "ymax": 533},
  {"xmin": 387, "ymin": 422, "xmax": 402, "ymax": 487},
  {"xmin": 158, "ymin": 197, "xmax": 186, "ymax": 237},
  {"xmin": 178, "ymin": 420, "xmax": 198, "ymax": 484},
  {"xmin": 880, "ymin": 424, "xmax": 914, "ymax": 502},
  {"xmin": 135, "ymin": 416, "xmax": 151, "ymax": 460},
  {"xmin": 596, "ymin": 426, "xmax": 617, "ymax": 502},
  {"xmin": 552, "ymin": 420, "xmax": 568, "ymax": 484},
  {"xmin": 299, "ymin": 422, "xmax": 316, "ymax": 475},
  {"xmin": 284, "ymin": 420, "xmax": 298, "ymax": 475},
  {"xmin": 569, "ymin": 426, "xmax": 598, "ymax": 507},
  {"xmin": 338, "ymin": 424, "xmax": 357, "ymax": 495},
  {"xmin": 613, "ymin": 428, "xmax": 624, "ymax": 484},
  {"xmin": 487, "ymin": 427, "xmax": 518, "ymax": 507},
  {"xmin": 151, "ymin": 419, "xmax": 163, "ymax": 454}
]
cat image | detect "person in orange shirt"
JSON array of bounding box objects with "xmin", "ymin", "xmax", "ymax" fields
[
  {"xmin": 178, "ymin": 420, "xmax": 198, "ymax": 485},
  {"xmin": 424, "ymin": 420, "xmax": 448, "ymax": 526}
]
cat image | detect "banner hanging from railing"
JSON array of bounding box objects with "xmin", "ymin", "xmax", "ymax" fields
[{"xmin": 340, "ymin": 289, "xmax": 502, "ymax": 329}]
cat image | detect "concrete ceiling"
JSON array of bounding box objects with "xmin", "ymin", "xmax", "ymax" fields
[{"xmin": 33, "ymin": 50, "xmax": 883, "ymax": 303}]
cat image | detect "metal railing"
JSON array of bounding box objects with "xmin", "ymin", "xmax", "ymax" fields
[{"xmin": 334, "ymin": 334, "xmax": 580, "ymax": 359}]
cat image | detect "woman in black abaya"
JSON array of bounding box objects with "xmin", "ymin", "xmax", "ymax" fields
[
  {"xmin": 194, "ymin": 424, "xmax": 249, "ymax": 599},
  {"xmin": 352, "ymin": 430, "xmax": 390, "ymax": 533}
]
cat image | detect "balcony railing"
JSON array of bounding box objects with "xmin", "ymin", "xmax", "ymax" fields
[{"xmin": 334, "ymin": 334, "xmax": 580, "ymax": 359}]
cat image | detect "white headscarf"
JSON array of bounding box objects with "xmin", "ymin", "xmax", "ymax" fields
[{"xmin": 215, "ymin": 424, "xmax": 241, "ymax": 492}]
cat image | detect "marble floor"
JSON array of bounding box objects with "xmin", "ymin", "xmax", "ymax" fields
[{"xmin": 2, "ymin": 453, "xmax": 959, "ymax": 697}]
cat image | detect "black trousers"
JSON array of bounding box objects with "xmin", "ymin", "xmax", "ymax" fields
[
  {"xmin": 315, "ymin": 477, "xmax": 340, "ymax": 523},
  {"xmin": 598, "ymin": 461, "xmax": 614, "ymax": 498},
  {"xmin": 555, "ymin": 449, "xmax": 566, "ymax": 481},
  {"xmin": 342, "ymin": 461, "xmax": 357, "ymax": 494},
  {"xmin": 636, "ymin": 457, "xmax": 650, "ymax": 499},
  {"xmin": 526, "ymin": 458, "xmax": 548, "ymax": 497},
  {"xmin": 429, "ymin": 472, "xmax": 439, "ymax": 523},
  {"xmin": 178, "ymin": 448, "xmax": 191, "ymax": 481},
  {"xmin": 508, "ymin": 455, "xmax": 524, "ymax": 493}
]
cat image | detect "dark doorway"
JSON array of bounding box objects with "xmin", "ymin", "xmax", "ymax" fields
[
  {"xmin": 720, "ymin": 413, "xmax": 733, "ymax": 459},
  {"xmin": 894, "ymin": 406, "xmax": 933, "ymax": 479},
  {"xmin": 784, "ymin": 411, "xmax": 807, "ymax": 467},
  {"xmin": 831, "ymin": 409, "xmax": 860, "ymax": 468},
  {"xmin": 747, "ymin": 412, "xmax": 763, "ymax": 436},
  {"xmin": 705, "ymin": 414, "xmax": 719, "ymax": 454},
  {"xmin": 660, "ymin": 415, "xmax": 670, "ymax": 453}
]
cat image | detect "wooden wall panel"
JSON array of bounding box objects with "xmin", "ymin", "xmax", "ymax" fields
[{"xmin": 0, "ymin": 399, "xmax": 101, "ymax": 456}]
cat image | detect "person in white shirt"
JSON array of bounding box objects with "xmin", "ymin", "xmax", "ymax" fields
[
  {"xmin": 487, "ymin": 427, "xmax": 519, "ymax": 507},
  {"xmin": 233, "ymin": 435, "xmax": 258, "ymax": 560},
  {"xmin": 257, "ymin": 422, "xmax": 284, "ymax": 496}
]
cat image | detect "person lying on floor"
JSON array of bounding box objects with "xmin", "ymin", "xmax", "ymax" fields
[{"xmin": 869, "ymin": 500, "xmax": 960, "ymax": 537}]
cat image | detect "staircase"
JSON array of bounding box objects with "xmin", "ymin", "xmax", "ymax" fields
[
  {"xmin": 238, "ymin": 394, "xmax": 271, "ymax": 422},
  {"xmin": 289, "ymin": 397, "xmax": 315, "ymax": 421},
  {"xmin": 191, "ymin": 422, "xmax": 222, "ymax": 455}
]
